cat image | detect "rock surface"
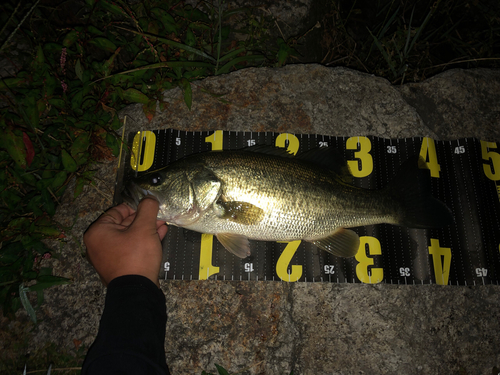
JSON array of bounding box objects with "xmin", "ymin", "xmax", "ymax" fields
[{"xmin": 4, "ymin": 65, "xmax": 500, "ymax": 375}]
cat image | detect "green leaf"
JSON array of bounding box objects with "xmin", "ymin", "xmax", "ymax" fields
[
  {"xmin": 61, "ymin": 149, "xmax": 77, "ymax": 172},
  {"xmin": 51, "ymin": 171, "xmax": 68, "ymax": 189},
  {"xmin": 102, "ymin": 47, "xmax": 121, "ymax": 77},
  {"xmin": 62, "ymin": 30, "xmax": 79, "ymax": 48},
  {"xmin": 215, "ymin": 364, "xmax": 230, "ymax": 375},
  {"xmin": 89, "ymin": 37, "xmax": 117, "ymax": 52},
  {"xmin": 111, "ymin": 115, "xmax": 121, "ymax": 130},
  {"xmin": 27, "ymin": 196, "xmax": 43, "ymax": 217},
  {"xmin": 0, "ymin": 128, "xmax": 26, "ymax": 169},
  {"xmin": 34, "ymin": 224, "xmax": 61, "ymax": 237},
  {"xmin": 23, "ymin": 95, "xmax": 40, "ymax": 129},
  {"xmin": 0, "ymin": 77, "xmax": 27, "ymax": 90},
  {"xmin": 48, "ymin": 98, "xmax": 66, "ymax": 109},
  {"xmin": 71, "ymin": 89, "xmax": 83, "ymax": 110},
  {"xmin": 19, "ymin": 284, "xmax": 37, "ymax": 324},
  {"xmin": 98, "ymin": 0, "xmax": 125, "ymax": 17},
  {"xmin": 74, "ymin": 176, "xmax": 87, "ymax": 198},
  {"xmin": 8, "ymin": 217, "xmax": 31, "ymax": 232},
  {"xmin": 185, "ymin": 27, "xmax": 196, "ymax": 47},
  {"xmin": 179, "ymin": 78, "xmax": 192, "ymax": 110},
  {"xmin": 71, "ymin": 133, "xmax": 90, "ymax": 163},
  {"xmin": 34, "ymin": 45, "xmax": 45, "ymax": 69},
  {"xmin": 36, "ymin": 176, "xmax": 53, "ymax": 190},
  {"xmin": 44, "ymin": 75, "xmax": 57, "ymax": 97},
  {"xmin": 75, "ymin": 59, "xmax": 84, "ymax": 82},
  {"xmin": 41, "ymin": 189, "xmax": 56, "ymax": 216},
  {"xmin": 21, "ymin": 171, "xmax": 37, "ymax": 186},
  {"xmin": 106, "ymin": 133, "xmax": 119, "ymax": 156},
  {"xmin": 122, "ymin": 88, "xmax": 150, "ymax": 104},
  {"xmin": 87, "ymin": 25, "xmax": 103, "ymax": 36},
  {"xmin": 218, "ymin": 47, "xmax": 246, "ymax": 63},
  {"xmin": 36, "ymin": 290, "xmax": 44, "ymax": 306},
  {"xmin": 217, "ymin": 54, "xmax": 265, "ymax": 75},
  {"xmin": 176, "ymin": 6, "xmax": 209, "ymax": 23},
  {"xmin": 28, "ymin": 275, "xmax": 71, "ymax": 292},
  {"xmin": 151, "ymin": 8, "xmax": 178, "ymax": 34},
  {"xmin": 43, "ymin": 43, "xmax": 64, "ymax": 54}
]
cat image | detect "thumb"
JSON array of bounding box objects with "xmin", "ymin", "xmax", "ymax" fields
[{"xmin": 132, "ymin": 197, "xmax": 160, "ymax": 231}]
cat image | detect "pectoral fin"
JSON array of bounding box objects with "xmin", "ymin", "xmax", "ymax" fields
[
  {"xmin": 215, "ymin": 200, "xmax": 264, "ymax": 225},
  {"xmin": 216, "ymin": 233, "xmax": 251, "ymax": 258},
  {"xmin": 306, "ymin": 228, "xmax": 360, "ymax": 258}
]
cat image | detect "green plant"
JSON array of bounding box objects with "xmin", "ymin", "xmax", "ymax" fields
[
  {"xmin": 1, "ymin": 341, "xmax": 84, "ymax": 375},
  {"xmin": 202, "ymin": 363, "xmax": 231, "ymax": 375},
  {"xmin": 0, "ymin": 0, "xmax": 289, "ymax": 322},
  {"xmin": 321, "ymin": 0, "xmax": 500, "ymax": 83},
  {"xmin": 367, "ymin": 0, "xmax": 442, "ymax": 83}
]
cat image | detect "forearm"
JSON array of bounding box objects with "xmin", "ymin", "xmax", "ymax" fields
[{"xmin": 82, "ymin": 275, "xmax": 169, "ymax": 375}]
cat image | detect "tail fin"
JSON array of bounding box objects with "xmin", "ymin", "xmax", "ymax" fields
[{"xmin": 387, "ymin": 157, "xmax": 454, "ymax": 229}]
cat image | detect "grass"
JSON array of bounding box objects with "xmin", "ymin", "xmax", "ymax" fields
[
  {"xmin": 320, "ymin": 0, "xmax": 500, "ymax": 83},
  {"xmin": 1, "ymin": 341, "xmax": 85, "ymax": 375}
]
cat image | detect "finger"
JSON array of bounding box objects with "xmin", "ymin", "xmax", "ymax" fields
[
  {"xmin": 157, "ymin": 223, "xmax": 168, "ymax": 241},
  {"xmin": 98, "ymin": 203, "xmax": 135, "ymax": 225},
  {"xmin": 132, "ymin": 197, "xmax": 160, "ymax": 231}
]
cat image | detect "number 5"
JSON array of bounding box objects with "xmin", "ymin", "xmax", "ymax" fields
[{"xmin": 481, "ymin": 141, "xmax": 500, "ymax": 181}]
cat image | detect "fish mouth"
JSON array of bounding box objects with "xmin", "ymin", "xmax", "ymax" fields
[{"xmin": 121, "ymin": 182, "xmax": 149, "ymax": 210}]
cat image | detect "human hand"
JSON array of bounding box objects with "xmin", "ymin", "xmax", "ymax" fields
[{"xmin": 83, "ymin": 197, "xmax": 168, "ymax": 287}]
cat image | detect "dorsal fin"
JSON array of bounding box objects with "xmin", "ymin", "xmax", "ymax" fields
[
  {"xmin": 242, "ymin": 144, "xmax": 352, "ymax": 183},
  {"xmin": 297, "ymin": 147, "xmax": 353, "ymax": 183},
  {"xmin": 243, "ymin": 144, "xmax": 295, "ymax": 157}
]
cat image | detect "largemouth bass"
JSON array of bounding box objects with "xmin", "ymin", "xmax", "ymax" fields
[{"xmin": 121, "ymin": 146, "xmax": 453, "ymax": 258}]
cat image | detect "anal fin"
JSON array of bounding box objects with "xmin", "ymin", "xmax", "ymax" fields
[
  {"xmin": 216, "ymin": 233, "xmax": 251, "ymax": 258},
  {"xmin": 306, "ymin": 228, "xmax": 360, "ymax": 258}
]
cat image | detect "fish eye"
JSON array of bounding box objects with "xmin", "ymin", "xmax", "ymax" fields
[{"xmin": 151, "ymin": 174, "xmax": 162, "ymax": 186}]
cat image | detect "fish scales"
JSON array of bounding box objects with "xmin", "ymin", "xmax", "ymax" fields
[{"xmin": 162, "ymin": 151, "xmax": 398, "ymax": 240}]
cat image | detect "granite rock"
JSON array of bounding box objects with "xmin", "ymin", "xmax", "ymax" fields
[
  {"xmin": 121, "ymin": 64, "xmax": 438, "ymax": 139},
  {"xmin": 397, "ymin": 68, "xmax": 500, "ymax": 140}
]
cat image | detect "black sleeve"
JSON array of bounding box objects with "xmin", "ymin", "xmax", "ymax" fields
[{"xmin": 82, "ymin": 275, "xmax": 170, "ymax": 375}]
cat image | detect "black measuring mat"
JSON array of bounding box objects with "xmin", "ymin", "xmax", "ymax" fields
[{"xmin": 114, "ymin": 130, "xmax": 500, "ymax": 286}]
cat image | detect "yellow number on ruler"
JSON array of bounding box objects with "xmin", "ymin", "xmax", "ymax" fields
[
  {"xmin": 419, "ymin": 137, "xmax": 441, "ymax": 178},
  {"xmin": 130, "ymin": 131, "xmax": 156, "ymax": 172},
  {"xmin": 275, "ymin": 133, "xmax": 300, "ymax": 155},
  {"xmin": 428, "ymin": 238, "xmax": 452, "ymax": 285},
  {"xmin": 198, "ymin": 131, "xmax": 224, "ymax": 279},
  {"xmin": 480, "ymin": 141, "xmax": 500, "ymax": 181},
  {"xmin": 205, "ymin": 130, "xmax": 224, "ymax": 150},
  {"xmin": 198, "ymin": 234, "xmax": 220, "ymax": 280},
  {"xmin": 346, "ymin": 137, "xmax": 373, "ymax": 178},
  {"xmin": 355, "ymin": 236, "xmax": 383, "ymax": 284},
  {"xmin": 276, "ymin": 240, "xmax": 303, "ymax": 282}
]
